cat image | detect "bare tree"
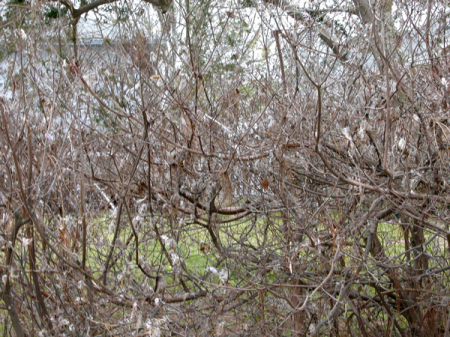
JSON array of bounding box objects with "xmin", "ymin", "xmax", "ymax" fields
[{"xmin": 0, "ymin": 0, "xmax": 449, "ymax": 335}]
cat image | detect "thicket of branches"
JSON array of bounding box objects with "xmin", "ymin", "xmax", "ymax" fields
[{"xmin": 1, "ymin": 0, "xmax": 450, "ymax": 335}]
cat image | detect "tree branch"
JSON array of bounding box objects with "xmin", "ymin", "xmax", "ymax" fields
[
  {"xmin": 263, "ymin": 0, "xmax": 348, "ymax": 61},
  {"xmin": 351, "ymin": 0, "xmax": 374, "ymax": 24},
  {"xmin": 71, "ymin": 0, "xmax": 117, "ymax": 19}
]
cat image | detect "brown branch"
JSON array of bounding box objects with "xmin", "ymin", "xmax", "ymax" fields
[
  {"xmin": 71, "ymin": 0, "xmax": 117, "ymax": 18},
  {"xmin": 1, "ymin": 102, "xmax": 53, "ymax": 331},
  {"xmin": 2, "ymin": 280, "xmax": 25, "ymax": 337},
  {"xmin": 274, "ymin": 30, "xmax": 286, "ymax": 92},
  {"xmin": 164, "ymin": 290, "xmax": 207, "ymax": 303}
]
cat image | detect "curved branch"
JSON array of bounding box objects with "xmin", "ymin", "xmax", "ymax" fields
[
  {"xmin": 263, "ymin": 0, "xmax": 348, "ymax": 61},
  {"xmin": 72, "ymin": 0, "xmax": 117, "ymax": 18}
]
